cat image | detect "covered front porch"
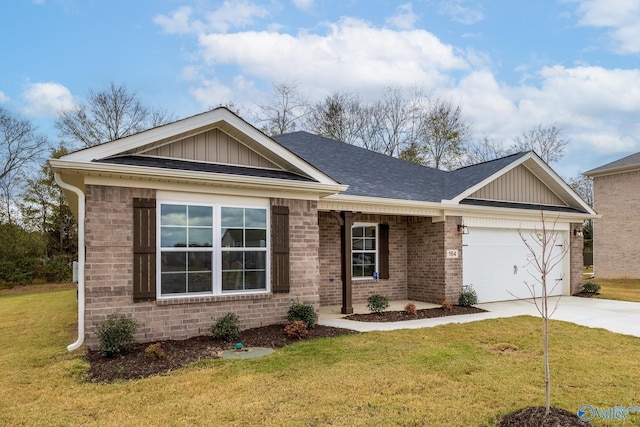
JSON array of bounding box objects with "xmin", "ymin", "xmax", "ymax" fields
[{"xmin": 317, "ymin": 210, "xmax": 464, "ymax": 313}]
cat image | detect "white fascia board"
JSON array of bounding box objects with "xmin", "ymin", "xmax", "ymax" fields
[
  {"xmin": 319, "ymin": 193, "xmax": 597, "ymax": 222},
  {"xmin": 59, "ymin": 108, "xmax": 340, "ymax": 187},
  {"xmin": 50, "ymin": 160, "xmax": 348, "ymax": 196}
]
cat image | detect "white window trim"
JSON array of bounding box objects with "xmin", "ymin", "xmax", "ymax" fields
[
  {"xmin": 156, "ymin": 193, "xmax": 270, "ymax": 299},
  {"xmin": 351, "ymin": 222, "xmax": 378, "ymax": 280}
]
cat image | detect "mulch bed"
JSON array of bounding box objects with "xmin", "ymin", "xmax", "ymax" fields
[
  {"xmin": 345, "ymin": 305, "xmax": 486, "ymax": 322},
  {"xmin": 500, "ymin": 406, "xmax": 590, "ymax": 426},
  {"xmin": 85, "ymin": 324, "xmax": 358, "ymax": 383},
  {"xmin": 573, "ymin": 291, "xmax": 599, "ymax": 298}
]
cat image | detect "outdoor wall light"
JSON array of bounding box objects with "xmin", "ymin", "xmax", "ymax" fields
[
  {"xmin": 457, "ymin": 224, "xmax": 469, "ymax": 234},
  {"xmin": 573, "ymin": 227, "xmax": 583, "ymax": 237}
]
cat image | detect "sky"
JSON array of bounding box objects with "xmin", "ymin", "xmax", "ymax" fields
[{"xmin": 1, "ymin": 0, "xmax": 639, "ymax": 179}]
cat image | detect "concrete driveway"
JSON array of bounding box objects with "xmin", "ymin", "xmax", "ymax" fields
[{"xmin": 318, "ymin": 297, "xmax": 640, "ymax": 337}]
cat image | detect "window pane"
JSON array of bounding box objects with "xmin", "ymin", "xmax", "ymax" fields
[
  {"xmin": 245, "ymin": 251, "xmax": 266, "ymax": 270},
  {"xmin": 222, "ymin": 251, "xmax": 244, "ymax": 270},
  {"xmin": 161, "ymin": 252, "xmax": 186, "ymax": 272},
  {"xmin": 364, "ymin": 238, "xmax": 375, "ymax": 250},
  {"xmin": 188, "ymin": 206, "xmax": 212, "ymax": 226},
  {"xmin": 221, "ymin": 229, "xmax": 243, "ymax": 247},
  {"xmin": 189, "ymin": 228, "xmax": 213, "ymax": 247},
  {"xmin": 352, "ymin": 238, "xmax": 363, "ymax": 250},
  {"xmin": 245, "ymin": 271, "xmax": 266, "ymax": 290},
  {"xmin": 363, "ymin": 264, "xmax": 376, "ymax": 277},
  {"xmin": 352, "ymin": 265, "xmax": 364, "ymax": 277},
  {"xmin": 161, "ymin": 205, "xmax": 187, "ymax": 226},
  {"xmin": 352, "ymin": 226, "xmax": 364, "ymax": 237},
  {"xmin": 161, "ymin": 227, "xmax": 187, "ymax": 248},
  {"xmin": 221, "ymin": 207, "xmax": 244, "ymax": 227},
  {"xmin": 222, "ymin": 271, "xmax": 244, "ymax": 291},
  {"xmin": 245, "ymin": 208, "xmax": 266, "ymax": 227},
  {"xmin": 364, "ymin": 226, "xmax": 376, "ymax": 237},
  {"xmin": 188, "ymin": 272, "xmax": 212, "ymax": 293},
  {"xmin": 161, "ymin": 273, "xmax": 186, "ymax": 294},
  {"xmin": 246, "ymin": 229, "xmax": 266, "ymax": 247},
  {"xmin": 189, "ymin": 252, "xmax": 212, "ymax": 271}
]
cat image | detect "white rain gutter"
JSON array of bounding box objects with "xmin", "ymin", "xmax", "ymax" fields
[{"xmin": 54, "ymin": 173, "xmax": 85, "ymax": 352}]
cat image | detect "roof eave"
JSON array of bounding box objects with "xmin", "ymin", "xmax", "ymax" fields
[{"xmin": 50, "ymin": 159, "xmax": 348, "ymax": 197}]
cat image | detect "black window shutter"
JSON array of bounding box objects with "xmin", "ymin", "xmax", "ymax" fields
[
  {"xmin": 271, "ymin": 206, "xmax": 290, "ymax": 293},
  {"xmin": 379, "ymin": 223, "xmax": 390, "ymax": 279},
  {"xmin": 133, "ymin": 198, "xmax": 156, "ymax": 301}
]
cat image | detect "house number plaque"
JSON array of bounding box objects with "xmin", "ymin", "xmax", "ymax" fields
[{"xmin": 446, "ymin": 249, "xmax": 459, "ymax": 258}]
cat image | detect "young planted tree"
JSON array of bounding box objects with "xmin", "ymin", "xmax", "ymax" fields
[{"xmin": 518, "ymin": 212, "xmax": 568, "ymax": 416}]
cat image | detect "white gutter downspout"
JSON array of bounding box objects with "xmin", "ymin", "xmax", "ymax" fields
[{"xmin": 54, "ymin": 173, "xmax": 85, "ymax": 352}]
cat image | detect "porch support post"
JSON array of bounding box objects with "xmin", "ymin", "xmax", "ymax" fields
[{"xmin": 340, "ymin": 211, "xmax": 361, "ymax": 314}]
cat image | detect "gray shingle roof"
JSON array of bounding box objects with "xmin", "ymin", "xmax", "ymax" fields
[
  {"xmin": 96, "ymin": 155, "xmax": 315, "ymax": 182},
  {"xmin": 273, "ymin": 131, "xmax": 448, "ymax": 202},
  {"xmin": 274, "ymin": 131, "xmax": 529, "ymax": 202},
  {"xmin": 584, "ymin": 151, "xmax": 640, "ymax": 176}
]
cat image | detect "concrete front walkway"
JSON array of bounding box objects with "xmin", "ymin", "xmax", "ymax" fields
[{"xmin": 318, "ymin": 297, "xmax": 640, "ymax": 337}]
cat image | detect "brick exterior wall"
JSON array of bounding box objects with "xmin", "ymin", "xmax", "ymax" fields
[
  {"xmin": 570, "ymin": 222, "xmax": 584, "ymax": 294},
  {"xmin": 407, "ymin": 216, "xmax": 463, "ymax": 304},
  {"xmin": 83, "ymin": 185, "xmax": 320, "ymax": 350},
  {"xmin": 318, "ymin": 213, "xmax": 408, "ymax": 306},
  {"xmin": 593, "ymin": 171, "xmax": 640, "ymax": 278},
  {"xmin": 318, "ymin": 212, "xmax": 463, "ymax": 306}
]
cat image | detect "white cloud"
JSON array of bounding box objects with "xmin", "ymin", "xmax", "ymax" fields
[
  {"xmin": 438, "ymin": 0, "xmax": 484, "ymax": 25},
  {"xmin": 386, "ymin": 3, "xmax": 419, "ymax": 30},
  {"xmin": 575, "ymin": 0, "xmax": 640, "ymax": 53},
  {"xmin": 21, "ymin": 82, "xmax": 75, "ymax": 118},
  {"xmin": 195, "ymin": 17, "xmax": 467, "ymax": 98},
  {"xmin": 154, "ymin": 1, "xmax": 268, "ymax": 35},
  {"xmin": 0, "ymin": 91, "xmax": 9, "ymax": 103},
  {"xmin": 292, "ymin": 0, "xmax": 314, "ymax": 12}
]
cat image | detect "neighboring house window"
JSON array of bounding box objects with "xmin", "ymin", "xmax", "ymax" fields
[
  {"xmin": 158, "ymin": 201, "xmax": 268, "ymax": 297},
  {"xmin": 352, "ymin": 223, "xmax": 377, "ymax": 278}
]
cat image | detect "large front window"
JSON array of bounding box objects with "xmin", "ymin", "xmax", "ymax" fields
[
  {"xmin": 159, "ymin": 201, "xmax": 268, "ymax": 297},
  {"xmin": 352, "ymin": 224, "xmax": 377, "ymax": 278}
]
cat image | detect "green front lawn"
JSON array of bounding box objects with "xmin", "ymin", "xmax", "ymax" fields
[
  {"xmin": 595, "ymin": 278, "xmax": 640, "ymax": 302},
  {"xmin": 2, "ymin": 288, "xmax": 640, "ymax": 426}
]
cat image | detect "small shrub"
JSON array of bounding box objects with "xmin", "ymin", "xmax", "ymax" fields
[
  {"xmin": 367, "ymin": 294, "xmax": 389, "ymax": 314},
  {"xmin": 458, "ymin": 284, "xmax": 478, "ymax": 307},
  {"xmin": 97, "ymin": 315, "xmax": 137, "ymax": 357},
  {"xmin": 404, "ymin": 302, "xmax": 417, "ymax": 316},
  {"xmin": 287, "ymin": 301, "xmax": 317, "ymax": 329},
  {"xmin": 441, "ymin": 300, "xmax": 453, "ymax": 310},
  {"xmin": 284, "ymin": 320, "xmax": 309, "ymax": 339},
  {"xmin": 211, "ymin": 312, "xmax": 240, "ymax": 342},
  {"xmin": 583, "ymin": 282, "xmax": 601, "ymax": 294},
  {"xmin": 144, "ymin": 343, "xmax": 165, "ymax": 360}
]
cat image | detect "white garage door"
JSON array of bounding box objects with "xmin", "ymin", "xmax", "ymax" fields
[{"xmin": 462, "ymin": 228, "xmax": 568, "ymax": 303}]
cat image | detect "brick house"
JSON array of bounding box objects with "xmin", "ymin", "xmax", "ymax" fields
[
  {"xmin": 585, "ymin": 152, "xmax": 640, "ymax": 278},
  {"xmin": 51, "ymin": 108, "xmax": 595, "ymax": 350}
]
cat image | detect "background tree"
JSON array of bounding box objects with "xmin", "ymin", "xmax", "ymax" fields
[
  {"xmin": 568, "ymin": 174, "xmax": 594, "ymax": 253},
  {"xmin": 56, "ymin": 82, "xmax": 174, "ymax": 148},
  {"xmin": 305, "ymin": 91, "xmax": 365, "ymax": 145},
  {"xmin": 0, "ymin": 107, "xmax": 48, "ymax": 222},
  {"xmin": 511, "ymin": 123, "xmax": 567, "ymax": 165},
  {"xmin": 409, "ymin": 98, "xmax": 471, "ymax": 169},
  {"xmin": 362, "ymin": 86, "xmax": 420, "ymax": 156},
  {"xmin": 255, "ymin": 82, "xmax": 309, "ymax": 136},
  {"xmin": 462, "ymin": 135, "xmax": 510, "ymax": 166}
]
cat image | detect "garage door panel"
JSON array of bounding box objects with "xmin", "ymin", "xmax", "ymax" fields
[{"xmin": 463, "ymin": 228, "xmax": 567, "ymax": 303}]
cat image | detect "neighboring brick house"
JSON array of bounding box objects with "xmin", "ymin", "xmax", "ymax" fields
[
  {"xmin": 51, "ymin": 108, "xmax": 595, "ymax": 351},
  {"xmin": 585, "ymin": 153, "xmax": 640, "ymax": 278}
]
